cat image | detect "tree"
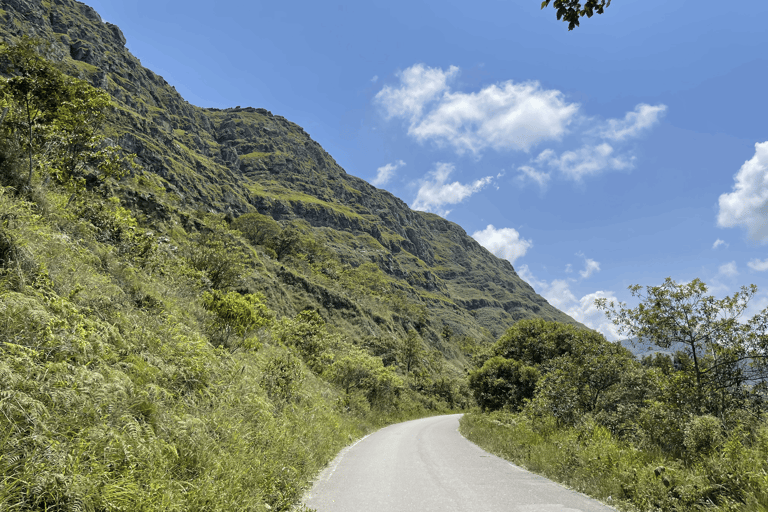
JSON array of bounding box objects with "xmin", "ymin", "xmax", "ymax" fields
[
  {"xmin": 597, "ymin": 278, "xmax": 768, "ymax": 416},
  {"xmin": 399, "ymin": 329, "xmax": 425, "ymax": 375},
  {"xmin": 231, "ymin": 212, "xmax": 281, "ymax": 248},
  {"xmin": 0, "ymin": 37, "xmax": 130, "ymax": 191},
  {"xmin": 186, "ymin": 231, "xmax": 250, "ymax": 289},
  {"xmin": 529, "ymin": 335, "xmax": 639, "ymax": 427},
  {"xmin": 540, "ymin": 0, "xmax": 612, "ymax": 30},
  {"xmin": 202, "ymin": 290, "xmax": 272, "ymax": 348},
  {"xmin": 1, "ymin": 37, "xmax": 66, "ymax": 187},
  {"xmin": 272, "ymin": 309, "xmax": 336, "ymax": 371},
  {"xmin": 41, "ymin": 78, "xmax": 126, "ymax": 189},
  {"xmin": 468, "ymin": 356, "xmax": 539, "ymax": 411},
  {"xmin": 468, "ymin": 319, "xmax": 618, "ymax": 412},
  {"xmin": 492, "ymin": 318, "xmax": 595, "ymax": 364},
  {"xmin": 274, "ymin": 224, "xmax": 302, "ymax": 261},
  {"xmin": 330, "ymin": 350, "xmax": 403, "ymax": 409}
]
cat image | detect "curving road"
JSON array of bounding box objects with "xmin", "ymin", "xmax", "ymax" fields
[{"xmin": 304, "ymin": 414, "xmax": 616, "ymax": 512}]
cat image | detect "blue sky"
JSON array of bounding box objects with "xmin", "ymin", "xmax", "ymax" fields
[{"xmin": 85, "ymin": 0, "xmax": 768, "ymax": 339}]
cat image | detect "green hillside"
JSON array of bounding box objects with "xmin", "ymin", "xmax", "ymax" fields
[
  {"xmin": 0, "ymin": 0, "xmax": 579, "ymax": 348},
  {"xmin": 0, "ymin": 0, "xmax": 585, "ymax": 510}
]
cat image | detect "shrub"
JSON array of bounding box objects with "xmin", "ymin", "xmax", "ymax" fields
[
  {"xmin": 261, "ymin": 349, "xmax": 304, "ymax": 406},
  {"xmin": 186, "ymin": 231, "xmax": 250, "ymax": 289},
  {"xmin": 468, "ymin": 356, "xmax": 539, "ymax": 412},
  {"xmin": 202, "ymin": 290, "xmax": 272, "ymax": 348},
  {"xmin": 683, "ymin": 414, "xmax": 723, "ymax": 457}
]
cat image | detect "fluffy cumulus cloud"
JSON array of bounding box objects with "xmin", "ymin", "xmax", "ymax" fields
[
  {"xmin": 375, "ymin": 64, "xmax": 579, "ymax": 155},
  {"xmin": 748, "ymin": 258, "xmax": 768, "ymax": 272},
  {"xmin": 712, "ymin": 239, "xmax": 728, "ymax": 249},
  {"xmin": 372, "ymin": 159, "xmax": 405, "ymax": 187},
  {"xmin": 520, "ymin": 102, "xmax": 665, "ymax": 183},
  {"xmin": 600, "ymin": 103, "xmax": 667, "ymax": 141},
  {"xmin": 472, "ymin": 225, "xmax": 533, "ymax": 264},
  {"xmin": 376, "ymin": 64, "xmax": 458, "ymax": 122},
  {"xmin": 517, "ymin": 265, "xmax": 620, "ymax": 339},
  {"xmin": 536, "ymin": 143, "xmax": 634, "ymax": 181},
  {"xmin": 565, "ymin": 291, "xmax": 622, "ymax": 340},
  {"xmin": 543, "ymin": 279, "xmax": 579, "ymax": 311},
  {"xmin": 411, "ymin": 163, "xmax": 493, "ymax": 216},
  {"xmin": 718, "ymin": 142, "xmax": 768, "ymax": 242},
  {"xmin": 579, "ymin": 258, "xmax": 601, "ymax": 279},
  {"xmin": 719, "ymin": 261, "xmax": 739, "ymax": 277}
]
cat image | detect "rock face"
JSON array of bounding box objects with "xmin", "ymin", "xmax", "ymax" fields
[{"xmin": 0, "ymin": 0, "xmax": 582, "ymax": 347}]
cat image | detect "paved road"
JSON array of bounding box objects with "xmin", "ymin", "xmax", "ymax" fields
[{"xmin": 304, "ymin": 414, "xmax": 616, "ymax": 512}]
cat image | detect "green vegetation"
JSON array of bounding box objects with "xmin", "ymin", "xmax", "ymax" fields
[
  {"xmin": 461, "ymin": 411, "xmax": 768, "ymax": 511},
  {"xmin": 0, "ymin": 40, "xmax": 469, "ymax": 510},
  {"xmin": 541, "ymin": 0, "xmax": 611, "ymax": 30},
  {"xmin": 463, "ymin": 284, "xmax": 768, "ymax": 511},
  {"xmin": 8, "ymin": 6, "xmax": 747, "ymax": 510},
  {"xmin": 1, "ymin": 37, "xmax": 130, "ymax": 192}
]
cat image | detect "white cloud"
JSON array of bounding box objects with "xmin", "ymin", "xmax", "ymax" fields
[
  {"xmin": 375, "ymin": 64, "xmax": 458, "ymax": 122},
  {"xmin": 371, "ymin": 75, "xmax": 379, "ymax": 83},
  {"xmin": 517, "ymin": 165, "xmax": 551, "ymax": 189},
  {"xmin": 544, "ymin": 279, "xmax": 579, "ymax": 310},
  {"xmin": 517, "ymin": 265, "xmax": 619, "ymax": 340},
  {"xmin": 748, "ymin": 258, "xmax": 768, "ymax": 272},
  {"xmin": 600, "ymin": 103, "xmax": 667, "ymax": 141},
  {"xmin": 565, "ymin": 263, "xmax": 573, "ymax": 273},
  {"xmin": 712, "ymin": 239, "xmax": 728, "ymax": 249},
  {"xmin": 411, "ymin": 162, "xmax": 493, "ymax": 216},
  {"xmin": 717, "ymin": 142, "xmax": 768, "ymax": 242},
  {"xmin": 376, "ymin": 64, "xmax": 579, "ymax": 155},
  {"xmin": 719, "ymin": 261, "xmax": 739, "ymax": 277},
  {"xmin": 526, "ymin": 103, "xmax": 664, "ymax": 184},
  {"xmin": 580, "ymin": 258, "xmax": 601, "ymax": 279},
  {"xmin": 536, "ymin": 143, "xmax": 634, "ymax": 180},
  {"xmin": 517, "ymin": 264, "xmax": 546, "ymax": 290},
  {"xmin": 372, "ymin": 159, "xmax": 405, "ymax": 187},
  {"xmin": 742, "ymin": 292, "xmax": 768, "ymax": 320},
  {"xmin": 472, "ymin": 225, "xmax": 533, "ymax": 264},
  {"xmin": 565, "ymin": 291, "xmax": 622, "ymax": 341}
]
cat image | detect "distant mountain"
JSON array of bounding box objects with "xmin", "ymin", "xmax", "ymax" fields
[
  {"xmin": 0, "ymin": 0, "xmax": 583, "ymax": 357},
  {"xmin": 618, "ymin": 337, "xmax": 679, "ymax": 359}
]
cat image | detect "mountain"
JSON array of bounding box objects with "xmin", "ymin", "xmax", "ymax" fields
[
  {"xmin": 0, "ymin": 0, "xmax": 579, "ymax": 356},
  {"xmin": 0, "ymin": 2, "xmax": 595, "ymax": 510}
]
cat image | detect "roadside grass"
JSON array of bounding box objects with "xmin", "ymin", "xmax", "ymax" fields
[{"xmin": 460, "ymin": 411, "xmax": 768, "ymax": 512}]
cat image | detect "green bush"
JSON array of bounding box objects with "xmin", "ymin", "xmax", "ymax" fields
[
  {"xmin": 232, "ymin": 211, "xmax": 281, "ymax": 248},
  {"xmin": 185, "ymin": 231, "xmax": 251, "ymax": 289},
  {"xmin": 683, "ymin": 414, "xmax": 723, "ymax": 457},
  {"xmin": 468, "ymin": 356, "xmax": 539, "ymax": 411},
  {"xmin": 261, "ymin": 348, "xmax": 304, "ymax": 406},
  {"xmin": 329, "ymin": 349, "xmax": 404, "ymax": 410},
  {"xmin": 202, "ymin": 289, "xmax": 272, "ymax": 348}
]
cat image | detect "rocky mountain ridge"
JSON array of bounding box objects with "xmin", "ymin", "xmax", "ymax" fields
[{"xmin": 0, "ymin": 0, "xmax": 581, "ymax": 349}]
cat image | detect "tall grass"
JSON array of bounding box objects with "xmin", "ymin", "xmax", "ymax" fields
[
  {"xmin": 460, "ymin": 411, "xmax": 768, "ymax": 511},
  {"xmin": 0, "ymin": 183, "xmax": 459, "ymax": 511}
]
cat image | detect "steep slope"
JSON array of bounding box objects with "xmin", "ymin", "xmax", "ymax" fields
[{"xmin": 0, "ymin": 0, "xmax": 580, "ymax": 352}]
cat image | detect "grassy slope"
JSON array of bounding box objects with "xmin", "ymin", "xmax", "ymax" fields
[
  {"xmin": 0, "ymin": 1, "xmax": 595, "ymax": 510},
  {"xmin": 0, "ymin": 182, "xmax": 458, "ymax": 511},
  {"xmin": 0, "ymin": 0, "xmax": 582, "ymax": 366}
]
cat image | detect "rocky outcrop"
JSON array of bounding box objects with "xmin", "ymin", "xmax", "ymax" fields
[{"xmin": 0, "ymin": 0, "xmax": 582, "ymax": 343}]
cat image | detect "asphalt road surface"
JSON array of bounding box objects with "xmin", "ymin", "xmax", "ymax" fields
[{"xmin": 304, "ymin": 414, "xmax": 616, "ymax": 512}]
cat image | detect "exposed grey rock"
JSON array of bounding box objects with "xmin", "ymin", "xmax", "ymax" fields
[
  {"xmin": 69, "ymin": 40, "xmax": 97, "ymax": 65},
  {"xmin": 0, "ymin": 0, "xmax": 584, "ymax": 341},
  {"xmin": 105, "ymin": 22, "xmax": 126, "ymax": 46}
]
